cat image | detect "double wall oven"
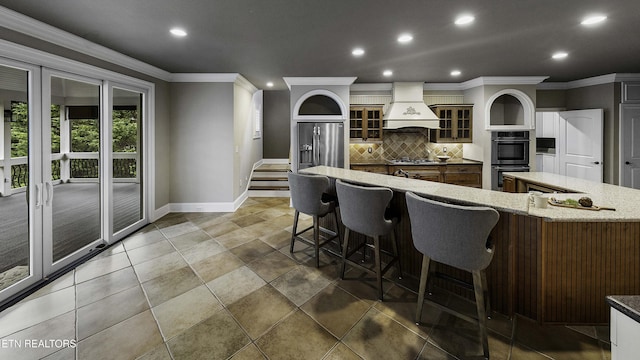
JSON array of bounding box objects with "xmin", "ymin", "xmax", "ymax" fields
[{"xmin": 491, "ymin": 131, "xmax": 530, "ymax": 190}]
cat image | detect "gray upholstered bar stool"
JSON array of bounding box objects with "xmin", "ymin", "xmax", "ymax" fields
[
  {"xmin": 405, "ymin": 192, "xmax": 499, "ymax": 360},
  {"xmin": 288, "ymin": 171, "xmax": 341, "ymax": 268},
  {"xmin": 335, "ymin": 179, "xmax": 402, "ymax": 301}
]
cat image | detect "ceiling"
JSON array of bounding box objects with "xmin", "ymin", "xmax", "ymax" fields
[{"xmin": 1, "ymin": 0, "xmax": 639, "ymax": 90}]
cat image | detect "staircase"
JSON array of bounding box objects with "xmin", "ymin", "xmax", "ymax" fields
[{"xmin": 248, "ymin": 163, "xmax": 290, "ymax": 197}]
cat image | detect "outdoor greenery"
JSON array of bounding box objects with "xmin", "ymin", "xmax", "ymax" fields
[
  {"xmin": 9, "ymin": 102, "xmax": 139, "ymax": 185},
  {"xmin": 10, "ymin": 102, "xmax": 138, "ymax": 156}
]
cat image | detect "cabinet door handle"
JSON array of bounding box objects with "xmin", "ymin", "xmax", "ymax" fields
[
  {"xmin": 626, "ymin": 161, "xmax": 631, "ymax": 165},
  {"xmin": 593, "ymin": 161, "xmax": 600, "ymax": 165}
]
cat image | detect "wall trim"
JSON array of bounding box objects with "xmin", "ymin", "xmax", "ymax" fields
[
  {"xmin": 169, "ymin": 201, "xmax": 237, "ymax": 213},
  {"xmin": 283, "ymin": 77, "xmax": 357, "ymax": 90},
  {"xmin": 0, "ymin": 5, "xmax": 171, "ymax": 81},
  {"xmin": 152, "ymin": 204, "xmax": 171, "ymax": 222},
  {"xmin": 292, "ymin": 89, "xmax": 348, "ymax": 120},
  {"xmin": 170, "ymin": 73, "xmax": 258, "ymax": 92}
]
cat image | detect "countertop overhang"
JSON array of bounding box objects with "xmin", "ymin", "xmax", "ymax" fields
[{"xmin": 301, "ymin": 166, "xmax": 640, "ymax": 222}]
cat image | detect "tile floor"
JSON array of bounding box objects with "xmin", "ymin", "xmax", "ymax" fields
[{"xmin": 0, "ymin": 197, "xmax": 611, "ymax": 359}]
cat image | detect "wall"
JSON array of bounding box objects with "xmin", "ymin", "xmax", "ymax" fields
[
  {"xmin": 462, "ymin": 86, "xmax": 489, "ymax": 186},
  {"xmin": 565, "ymin": 83, "xmax": 620, "ymax": 184},
  {"xmin": 169, "ymin": 82, "xmax": 234, "ymax": 203},
  {"xmin": 263, "ymin": 90, "xmax": 290, "ymax": 159},
  {"xmin": 537, "ymin": 84, "xmax": 621, "ymax": 184},
  {"xmin": 536, "ymin": 90, "xmax": 567, "ymax": 109},
  {"xmin": 233, "ymin": 84, "xmax": 262, "ymax": 198}
]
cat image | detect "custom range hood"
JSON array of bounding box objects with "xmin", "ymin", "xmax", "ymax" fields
[{"xmin": 383, "ymin": 82, "xmax": 440, "ymax": 129}]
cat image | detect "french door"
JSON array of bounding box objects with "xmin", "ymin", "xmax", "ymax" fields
[{"xmin": 0, "ymin": 60, "xmax": 148, "ymax": 302}]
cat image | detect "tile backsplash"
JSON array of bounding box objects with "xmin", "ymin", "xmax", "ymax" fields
[{"xmin": 349, "ymin": 130, "xmax": 463, "ymax": 162}]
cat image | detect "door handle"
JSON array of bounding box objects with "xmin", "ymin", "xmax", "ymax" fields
[
  {"xmin": 45, "ymin": 181, "xmax": 53, "ymax": 206},
  {"xmin": 626, "ymin": 161, "xmax": 632, "ymax": 165},
  {"xmin": 35, "ymin": 183, "xmax": 42, "ymax": 208},
  {"xmin": 593, "ymin": 161, "xmax": 600, "ymax": 165}
]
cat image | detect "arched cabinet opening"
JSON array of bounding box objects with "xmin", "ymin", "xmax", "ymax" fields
[
  {"xmin": 298, "ymin": 95, "xmax": 341, "ymax": 116},
  {"xmin": 485, "ymin": 89, "xmax": 535, "ymax": 130}
]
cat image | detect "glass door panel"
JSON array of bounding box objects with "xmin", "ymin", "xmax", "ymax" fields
[
  {"xmin": 48, "ymin": 75, "xmax": 102, "ymax": 264},
  {"xmin": 0, "ymin": 65, "xmax": 31, "ymax": 291},
  {"xmin": 112, "ymin": 87, "xmax": 143, "ymax": 234}
]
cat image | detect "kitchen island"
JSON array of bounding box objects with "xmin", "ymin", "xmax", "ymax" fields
[{"xmin": 301, "ymin": 166, "xmax": 640, "ymax": 324}]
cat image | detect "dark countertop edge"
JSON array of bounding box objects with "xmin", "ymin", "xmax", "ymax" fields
[{"xmin": 606, "ymin": 295, "xmax": 640, "ymax": 323}]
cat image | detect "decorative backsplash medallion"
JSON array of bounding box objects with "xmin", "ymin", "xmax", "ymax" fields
[{"xmin": 349, "ymin": 130, "xmax": 463, "ymax": 162}]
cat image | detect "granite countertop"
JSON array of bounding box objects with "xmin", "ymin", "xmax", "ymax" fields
[
  {"xmin": 607, "ymin": 296, "xmax": 640, "ymax": 324},
  {"xmin": 302, "ymin": 166, "xmax": 640, "ymax": 222},
  {"xmin": 505, "ymin": 172, "xmax": 640, "ymax": 222},
  {"xmin": 303, "ymin": 166, "xmax": 528, "ymax": 214}
]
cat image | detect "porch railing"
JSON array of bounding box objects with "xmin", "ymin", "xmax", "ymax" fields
[{"xmin": 1, "ymin": 152, "xmax": 137, "ymax": 192}]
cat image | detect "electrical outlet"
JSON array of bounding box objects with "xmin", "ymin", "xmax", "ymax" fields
[{"xmin": 368, "ymin": 146, "xmax": 372, "ymax": 153}]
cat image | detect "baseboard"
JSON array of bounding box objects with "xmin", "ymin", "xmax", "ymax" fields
[
  {"xmin": 152, "ymin": 204, "xmax": 171, "ymax": 221},
  {"xmin": 169, "ymin": 202, "xmax": 236, "ymax": 213},
  {"xmin": 168, "ymin": 191, "xmax": 249, "ymax": 213}
]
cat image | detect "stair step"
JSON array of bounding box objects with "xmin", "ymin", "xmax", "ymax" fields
[
  {"xmin": 249, "ymin": 185, "xmax": 290, "ymax": 190},
  {"xmin": 254, "ymin": 167, "xmax": 290, "ymax": 173},
  {"xmin": 252, "ymin": 176, "xmax": 288, "ymax": 181}
]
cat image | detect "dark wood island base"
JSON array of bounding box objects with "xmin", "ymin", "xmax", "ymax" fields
[{"xmin": 306, "ymin": 166, "xmax": 640, "ymax": 325}]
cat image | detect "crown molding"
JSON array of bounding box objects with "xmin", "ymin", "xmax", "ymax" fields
[
  {"xmin": 234, "ymin": 74, "xmax": 258, "ymax": 93},
  {"xmin": 460, "ymin": 76, "xmax": 550, "ymax": 90},
  {"xmin": 538, "ymin": 73, "xmax": 640, "ymax": 90},
  {"xmin": 283, "ymin": 77, "xmax": 357, "ymax": 90},
  {"xmin": 0, "ymin": 5, "xmax": 171, "ymax": 81},
  {"xmin": 170, "ymin": 73, "xmax": 258, "ymax": 92},
  {"xmin": 170, "ymin": 73, "xmax": 240, "ymax": 83}
]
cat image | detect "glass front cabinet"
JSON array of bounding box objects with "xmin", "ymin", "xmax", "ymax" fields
[
  {"xmin": 428, "ymin": 105, "xmax": 473, "ymax": 143},
  {"xmin": 349, "ymin": 106, "xmax": 383, "ymax": 142}
]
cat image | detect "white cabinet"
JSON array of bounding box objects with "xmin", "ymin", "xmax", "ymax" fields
[
  {"xmin": 536, "ymin": 153, "xmax": 557, "ymax": 173},
  {"xmin": 611, "ymin": 307, "xmax": 640, "ymax": 359},
  {"xmin": 535, "ymin": 112, "xmax": 559, "ymax": 138}
]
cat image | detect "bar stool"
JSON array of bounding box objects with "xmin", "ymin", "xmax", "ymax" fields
[
  {"xmin": 405, "ymin": 192, "xmax": 499, "ymax": 359},
  {"xmin": 288, "ymin": 172, "xmax": 341, "ymax": 268},
  {"xmin": 335, "ymin": 179, "xmax": 402, "ymax": 301}
]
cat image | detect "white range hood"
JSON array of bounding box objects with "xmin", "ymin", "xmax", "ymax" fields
[{"xmin": 383, "ymin": 82, "xmax": 440, "ymax": 129}]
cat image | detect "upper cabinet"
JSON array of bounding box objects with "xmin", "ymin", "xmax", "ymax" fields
[
  {"xmin": 428, "ymin": 105, "xmax": 473, "ymax": 143},
  {"xmin": 349, "ymin": 106, "xmax": 383, "ymax": 142},
  {"xmin": 535, "ymin": 112, "xmax": 559, "ymax": 138}
]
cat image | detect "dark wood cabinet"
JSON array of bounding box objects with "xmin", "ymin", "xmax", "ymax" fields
[
  {"xmin": 443, "ymin": 165, "xmax": 482, "ymax": 188},
  {"xmin": 428, "ymin": 105, "xmax": 473, "ymax": 143},
  {"xmin": 502, "ymin": 175, "xmax": 516, "ymax": 193},
  {"xmin": 349, "ymin": 106, "xmax": 383, "ymax": 142}
]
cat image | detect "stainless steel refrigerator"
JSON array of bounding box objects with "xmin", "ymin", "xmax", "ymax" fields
[{"xmin": 298, "ymin": 122, "xmax": 344, "ymax": 170}]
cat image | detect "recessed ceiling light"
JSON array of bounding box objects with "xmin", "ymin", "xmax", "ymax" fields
[
  {"xmin": 397, "ymin": 33, "xmax": 413, "ymax": 43},
  {"xmin": 352, "ymin": 48, "xmax": 365, "ymax": 56},
  {"xmin": 383, "ymin": 70, "xmax": 393, "ymax": 77},
  {"xmin": 266, "ymin": 82, "xmax": 274, "ymax": 88},
  {"xmin": 581, "ymin": 15, "xmax": 607, "ymax": 26},
  {"xmin": 552, "ymin": 52, "xmax": 568, "ymax": 60},
  {"xmin": 451, "ymin": 70, "xmax": 462, "ymax": 76},
  {"xmin": 455, "ymin": 14, "xmax": 475, "ymax": 25},
  {"xmin": 170, "ymin": 28, "xmax": 187, "ymax": 37}
]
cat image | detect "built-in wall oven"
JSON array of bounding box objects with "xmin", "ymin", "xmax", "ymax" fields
[
  {"xmin": 491, "ymin": 131, "xmax": 530, "ymax": 190},
  {"xmin": 491, "ymin": 131, "xmax": 530, "ymax": 165}
]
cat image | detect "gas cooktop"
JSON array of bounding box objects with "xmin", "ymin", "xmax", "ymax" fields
[{"xmin": 387, "ymin": 158, "xmax": 436, "ymax": 165}]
